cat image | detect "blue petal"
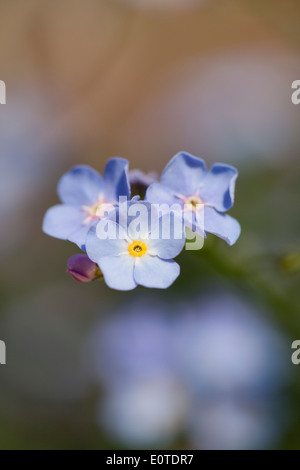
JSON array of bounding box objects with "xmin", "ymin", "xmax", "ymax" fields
[
  {"xmin": 57, "ymin": 165, "xmax": 103, "ymax": 205},
  {"xmin": 68, "ymin": 222, "xmax": 96, "ymax": 251},
  {"xmin": 86, "ymin": 223, "xmax": 128, "ymax": 261},
  {"xmin": 145, "ymin": 182, "xmax": 181, "ymax": 206},
  {"xmin": 103, "ymin": 158, "xmax": 130, "ymax": 202},
  {"xmin": 200, "ymin": 163, "xmax": 238, "ymax": 212},
  {"xmin": 134, "ymin": 256, "xmax": 180, "ymax": 288},
  {"xmin": 126, "ymin": 200, "xmax": 152, "ymax": 240},
  {"xmin": 161, "ymin": 152, "xmax": 207, "ymax": 196},
  {"xmin": 42, "ymin": 204, "xmax": 84, "ymax": 240},
  {"xmin": 98, "ymin": 255, "xmax": 137, "ymax": 291},
  {"xmin": 204, "ymin": 206, "xmax": 241, "ymax": 245},
  {"xmin": 147, "ymin": 213, "xmax": 185, "ymax": 259},
  {"xmin": 112, "ymin": 200, "xmax": 155, "ymax": 240},
  {"xmin": 183, "ymin": 210, "xmax": 205, "ymax": 237}
]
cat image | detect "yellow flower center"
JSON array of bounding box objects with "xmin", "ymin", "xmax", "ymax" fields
[
  {"xmin": 86, "ymin": 202, "xmax": 102, "ymax": 218},
  {"xmin": 128, "ymin": 240, "xmax": 148, "ymax": 257}
]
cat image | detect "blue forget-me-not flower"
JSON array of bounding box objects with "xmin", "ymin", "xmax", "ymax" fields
[
  {"xmin": 85, "ymin": 200, "xmax": 185, "ymax": 290},
  {"xmin": 146, "ymin": 151, "xmax": 241, "ymax": 245},
  {"xmin": 43, "ymin": 153, "xmax": 241, "ymax": 290},
  {"xmin": 42, "ymin": 158, "xmax": 130, "ymax": 250}
]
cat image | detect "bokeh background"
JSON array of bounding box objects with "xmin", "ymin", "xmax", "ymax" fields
[{"xmin": 0, "ymin": 0, "xmax": 300, "ymax": 449}]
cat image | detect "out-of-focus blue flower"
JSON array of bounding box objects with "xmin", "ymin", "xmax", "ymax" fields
[
  {"xmin": 87, "ymin": 305, "xmax": 174, "ymax": 387},
  {"xmin": 86, "ymin": 303, "xmax": 188, "ymax": 447},
  {"xmin": 99, "ymin": 377, "xmax": 188, "ymax": 448},
  {"xmin": 42, "ymin": 158, "xmax": 130, "ymax": 250},
  {"xmin": 129, "ymin": 169, "xmax": 158, "ymax": 188},
  {"xmin": 146, "ymin": 151, "xmax": 241, "ymax": 245},
  {"xmin": 188, "ymin": 398, "xmax": 285, "ymax": 451},
  {"xmin": 129, "ymin": 169, "xmax": 158, "ymax": 198},
  {"xmin": 173, "ymin": 295, "xmax": 290, "ymax": 395},
  {"xmin": 86, "ymin": 293, "xmax": 291, "ymax": 449},
  {"xmin": 0, "ymin": 87, "xmax": 70, "ymax": 260},
  {"xmin": 174, "ymin": 295, "xmax": 291, "ymax": 449},
  {"xmin": 85, "ymin": 201, "xmax": 185, "ymax": 290}
]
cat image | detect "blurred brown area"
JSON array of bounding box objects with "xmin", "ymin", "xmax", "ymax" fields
[{"xmin": 1, "ymin": 0, "xmax": 299, "ymax": 167}]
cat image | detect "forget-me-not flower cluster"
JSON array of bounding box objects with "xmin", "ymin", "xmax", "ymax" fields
[{"xmin": 43, "ymin": 152, "xmax": 241, "ymax": 290}]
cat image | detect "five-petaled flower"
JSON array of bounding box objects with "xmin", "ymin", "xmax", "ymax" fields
[
  {"xmin": 42, "ymin": 158, "xmax": 130, "ymax": 250},
  {"xmin": 42, "ymin": 152, "xmax": 241, "ymax": 291},
  {"xmin": 85, "ymin": 201, "xmax": 185, "ymax": 290},
  {"xmin": 146, "ymin": 151, "xmax": 241, "ymax": 246}
]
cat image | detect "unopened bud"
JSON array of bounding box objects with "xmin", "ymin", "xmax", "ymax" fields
[{"xmin": 67, "ymin": 254, "xmax": 102, "ymax": 283}]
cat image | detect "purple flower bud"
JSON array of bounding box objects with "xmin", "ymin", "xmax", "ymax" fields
[{"xmin": 67, "ymin": 254, "xmax": 102, "ymax": 283}]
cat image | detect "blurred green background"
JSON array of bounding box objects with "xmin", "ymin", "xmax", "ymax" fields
[{"xmin": 0, "ymin": 0, "xmax": 300, "ymax": 449}]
